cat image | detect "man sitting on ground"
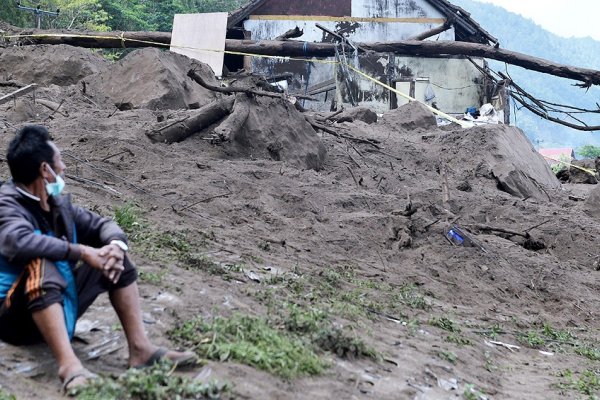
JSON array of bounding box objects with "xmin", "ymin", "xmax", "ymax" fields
[{"xmin": 0, "ymin": 125, "xmax": 194, "ymax": 392}]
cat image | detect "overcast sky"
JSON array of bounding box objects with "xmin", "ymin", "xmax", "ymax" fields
[{"xmin": 473, "ymin": 0, "xmax": 600, "ymax": 41}]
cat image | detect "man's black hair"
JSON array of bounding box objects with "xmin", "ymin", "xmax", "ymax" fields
[{"xmin": 7, "ymin": 125, "xmax": 55, "ymax": 184}]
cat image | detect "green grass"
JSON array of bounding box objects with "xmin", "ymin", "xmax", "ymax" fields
[
  {"xmin": 169, "ymin": 314, "xmax": 327, "ymax": 379},
  {"xmin": 0, "ymin": 387, "xmax": 15, "ymax": 400},
  {"xmin": 558, "ymin": 369, "xmax": 600, "ymax": 399},
  {"xmin": 437, "ymin": 350, "xmax": 457, "ymax": 364},
  {"xmin": 74, "ymin": 361, "xmax": 228, "ymax": 399},
  {"xmin": 429, "ymin": 316, "xmax": 461, "ymax": 333},
  {"xmin": 446, "ymin": 333, "xmax": 472, "ymax": 346},
  {"xmin": 282, "ymin": 303, "xmax": 378, "ymax": 360},
  {"xmin": 517, "ymin": 330, "xmax": 546, "ymax": 348},
  {"xmin": 284, "ymin": 304, "xmax": 327, "ymax": 334},
  {"xmin": 576, "ymin": 345, "xmax": 600, "ymax": 362},
  {"xmin": 138, "ymin": 270, "xmax": 167, "ymax": 285},
  {"xmin": 314, "ymin": 326, "xmax": 378, "ymax": 359},
  {"xmin": 113, "ymin": 203, "xmax": 142, "ymax": 236},
  {"xmin": 463, "ymin": 384, "xmax": 487, "ymax": 400}
]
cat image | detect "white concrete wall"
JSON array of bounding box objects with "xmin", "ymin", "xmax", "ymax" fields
[
  {"xmin": 243, "ymin": 0, "xmax": 485, "ymax": 113},
  {"xmin": 401, "ymin": 58, "xmax": 485, "ymax": 114},
  {"xmin": 351, "ymin": 0, "xmax": 443, "ymax": 18},
  {"xmin": 244, "ymin": 19, "xmax": 455, "ymax": 42}
]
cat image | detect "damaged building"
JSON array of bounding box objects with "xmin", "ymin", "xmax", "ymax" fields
[{"xmin": 226, "ymin": 0, "xmax": 507, "ymax": 118}]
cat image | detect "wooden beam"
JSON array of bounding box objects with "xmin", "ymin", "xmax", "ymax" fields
[
  {"xmin": 8, "ymin": 30, "xmax": 600, "ymax": 86},
  {"xmin": 0, "ymin": 84, "xmax": 37, "ymax": 105}
]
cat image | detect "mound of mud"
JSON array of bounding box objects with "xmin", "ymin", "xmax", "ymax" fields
[
  {"xmin": 0, "ymin": 44, "xmax": 108, "ymax": 86},
  {"xmin": 226, "ymin": 97, "xmax": 327, "ymax": 170},
  {"xmin": 583, "ymin": 183, "xmax": 600, "ymax": 218},
  {"xmin": 335, "ymin": 107, "xmax": 378, "ymax": 124},
  {"xmin": 558, "ymin": 159, "xmax": 599, "ymax": 184},
  {"xmin": 84, "ymin": 48, "xmax": 218, "ymax": 110},
  {"xmin": 380, "ymin": 101, "xmax": 437, "ymax": 131},
  {"xmin": 438, "ymin": 125, "xmax": 560, "ymax": 200}
]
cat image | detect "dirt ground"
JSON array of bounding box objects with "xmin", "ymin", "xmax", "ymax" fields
[{"xmin": 1, "ymin": 44, "xmax": 600, "ymax": 400}]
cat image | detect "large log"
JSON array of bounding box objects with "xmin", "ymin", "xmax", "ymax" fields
[
  {"xmin": 6, "ymin": 30, "xmax": 600, "ymax": 86},
  {"xmin": 225, "ymin": 40, "xmax": 600, "ymax": 86},
  {"xmin": 146, "ymin": 97, "xmax": 235, "ymax": 143},
  {"xmin": 214, "ymin": 95, "xmax": 251, "ymax": 141}
]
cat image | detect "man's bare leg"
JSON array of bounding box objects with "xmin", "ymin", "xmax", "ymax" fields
[
  {"xmin": 109, "ymin": 281, "xmax": 193, "ymax": 367},
  {"xmin": 31, "ymin": 304, "xmax": 84, "ymax": 382}
]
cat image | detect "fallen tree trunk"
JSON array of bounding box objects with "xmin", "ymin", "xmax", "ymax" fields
[
  {"xmin": 146, "ymin": 97, "xmax": 235, "ymax": 143},
  {"xmin": 214, "ymin": 95, "xmax": 251, "ymax": 141},
  {"xmin": 11, "ymin": 30, "xmax": 172, "ymax": 47},
  {"xmin": 10, "ymin": 30, "xmax": 600, "ymax": 85},
  {"xmin": 225, "ymin": 40, "xmax": 600, "ymax": 86}
]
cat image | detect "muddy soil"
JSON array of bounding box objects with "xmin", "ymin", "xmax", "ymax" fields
[{"xmin": 1, "ymin": 45, "xmax": 600, "ymax": 400}]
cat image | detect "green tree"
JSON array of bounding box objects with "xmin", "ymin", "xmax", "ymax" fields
[
  {"xmin": 9, "ymin": 0, "xmax": 110, "ymax": 30},
  {"xmin": 578, "ymin": 145, "xmax": 600, "ymax": 159},
  {"xmin": 100, "ymin": 0, "xmax": 151, "ymax": 31},
  {"xmin": 0, "ymin": 2, "xmax": 33, "ymax": 28}
]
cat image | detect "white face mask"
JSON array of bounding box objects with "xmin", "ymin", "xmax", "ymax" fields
[{"xmin": 44, "ymin": 165, "xmax": 65, "ymax": 197}]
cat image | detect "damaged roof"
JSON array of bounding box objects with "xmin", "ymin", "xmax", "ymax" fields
[{"xmin": 228, "ymin": 0, "xmax": 498, "ymax": 46}]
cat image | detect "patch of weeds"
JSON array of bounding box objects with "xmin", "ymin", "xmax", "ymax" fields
[
  {"xmin": 74, "ymin": 361, "xmax": 228, "ymax": 399},
  {"xmin": 228, "ymin": 263, "xmax": 244, "ymax": 273},
  {"xmin": 557, "ymin": 369, "xmax": 600, "ymax": 398},
  {"xmin": 393, "ymin": 284, "xmax": 430, "ymax": 310},
  {"xmin": 0, "ymin": 387, "xmax": 15, "ymax": 400},
  {"xmin": 113, "ymin": 203, "xmax": 142, "ymax": 236},
  {"xmin": 322, "ymin": 269, "xmax": 343, "ymax": 287},
  {"xmin": 446, "ymin": 334, "xmax": 472, "ymax": 346},
  {"xmin": 429, "ymin": 316, "xmax": 461, "ymax": 333},
  {"xmin": 329, "ymin": 299, "xmax": 364, "ymax": 321},
  {"xmin": 138, "ymin": 269, "xmax": 167, "ymax": 285},
  {"xmin": 248, "ymin": 255, "xmax": 263, "ymax": 264},
  {"xmin": 264, "ymin": 274, "xmax": 286, "ymax": 285},
  {"xmin": 477, "ymin": 323, "xmax": 503, "ymax": 340},
  {"xmin": 437, "ymin": 350, "xmax": 457, "ymax": 364},
  {"xmin": 183, "ymin": 254, "xmax": 223, "ymax": 274},
  {"xmin": 405, "ymin": 319, "xmax": 420, "ymax": 336},
  {"xmin": 158, "ymin": 232, "xmax": 191, "ymax": 254},
  {"xmin": 250, "ymin": 287, "xmax": 275, "ymax": 307},
  {"xmin": 575, "ymin": 345, "xmax": 600, "ymax": 361},
  {"xmin": 542, "ymin": 323, "xmax": 575, "ymax": 342},
  {"xmin": 463, "ymin": 384, "xmax": 487, "ymax": 400},
  {"xmin": 314, "ymin": 326, "xmax": 378, "ymax": 360},
  {"xmin": 284, "ymin": 304, "xmax": 327, "ymax": 334},
  {"xmin": 287, "ymin": 277, "xmax": 306, "ymax": 295},
  {"xmin": 258, "ymin": 241, "xmax": 271, "ymax": 251},
  {"xmin": 517, "ymin": 330, "xmax": 546, "ymax": 349},
  {"xmin": 483, "ymin": 351, "xmax": 497, "ymax": 373},
  {"xmin": 169, "ymin": 314, "xmax": 326, "ymax": 379}
]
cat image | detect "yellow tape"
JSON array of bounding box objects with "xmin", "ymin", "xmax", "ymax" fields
[
  {"xmin": 542, "ymin": 155, "xmax": 596, "ymax": 176},
  {"xmin": 2, "ymin": 32, "xmax": 470, "ymax": 127}
]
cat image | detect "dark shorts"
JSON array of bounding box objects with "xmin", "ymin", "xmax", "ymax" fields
[{"xmin": 0, "ymin": 256, "xmax": 137, "ymax": 345}]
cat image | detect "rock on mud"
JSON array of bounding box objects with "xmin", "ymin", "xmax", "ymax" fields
[
  {"xmin": 84, "ymin": 48, "xmax": 219, "ymax": 110},
  {"xmin": 380, "ymin": 101, "xmax": 437, "ymax": 131}
]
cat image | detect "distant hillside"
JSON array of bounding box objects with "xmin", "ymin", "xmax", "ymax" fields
[{"xmin": 452, "ymin": 0, "xmax": 600, "ymax": 152}]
